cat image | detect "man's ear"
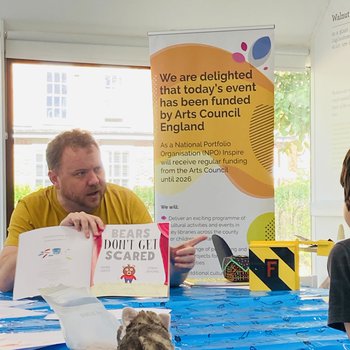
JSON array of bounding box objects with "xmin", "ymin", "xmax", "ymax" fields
[{"xmin": 48, "ymin": 170, "xmax": 59, "ymax": 187}]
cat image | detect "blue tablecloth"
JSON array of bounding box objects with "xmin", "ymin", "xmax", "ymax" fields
[{"xmin": 1, "ymin": 286, "xmax": 350, "ymax": 349}]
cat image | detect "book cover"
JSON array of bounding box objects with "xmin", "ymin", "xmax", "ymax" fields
[
  {"xmin": 13, "ymin": 223, "xmax": 170, "ymax": 300},
  {"xmin": 90, "ymin": 223, "xmax": 170, "ymax": 297}
]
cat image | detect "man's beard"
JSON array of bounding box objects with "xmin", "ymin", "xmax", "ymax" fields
[{"xmin": 61, "ymin": 184, "xmax": 106, "ymax": 213}]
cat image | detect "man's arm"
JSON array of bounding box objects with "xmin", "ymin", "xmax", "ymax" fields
[
  {"xmin": 0, "ymin": 246, "xmax": 18, "ymax": 292},
  {"xmin": 169, "ymin": 235, "xmax": 207, "ymax": 287}
]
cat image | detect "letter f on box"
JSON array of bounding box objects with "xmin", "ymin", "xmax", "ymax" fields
[{"xmin": 265, "ymin": 259, "xmax": 278, "ymax": 278}]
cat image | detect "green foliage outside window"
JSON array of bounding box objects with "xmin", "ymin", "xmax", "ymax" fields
[
  {"xmin": 133, "ymin": 185, "xmax": 155, "ymax": 220},
  {"xmin": 274, "ymin": 70, "xmax": 311, "ymax": 154},
  {"xmin": 274, "ymin": 70, "xmax": 311, "ymax": 274},
  {"xmin": 14, "ymin": 185, "xmax": 32, "ymax": 206},
  {"xmin": 275, "ymin": 179, "xmax": 310, "ymax": 240},
  {"xmin": 274, "ymin": 178, "xmax": 311, "ymax": 274}
]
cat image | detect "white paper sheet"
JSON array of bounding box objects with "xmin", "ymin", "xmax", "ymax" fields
[
  {"xmin": 0, "ymin": 331, "xmax": 64, "ymax": 350},
  {"xmin": 0, "ymin": 300, "xmax": 35, "ymax": 307},
  {"xmin": 45, "ymin": 307, "xmax": 171, "ymax": 320},
  {"xmin": 0, "ymin": 306, "xmax": 45, "ymax": 319},
  {"xmin": 14, "ymin": 226, "xmax": 93, "ymax": 300}
]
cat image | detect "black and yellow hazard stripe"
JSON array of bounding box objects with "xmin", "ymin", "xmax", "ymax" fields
[{"xmin": 249, "ymin": 241, "xmax": 300, "ymax": 291}]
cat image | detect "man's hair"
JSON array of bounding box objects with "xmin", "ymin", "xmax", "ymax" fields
[
  {"xmin": 340, "ymin": 149, "xmax": 350, "ymax": 211},
  {"xmin": 46, "ymin": 129, "xmax": 99, "ymax": 170}
]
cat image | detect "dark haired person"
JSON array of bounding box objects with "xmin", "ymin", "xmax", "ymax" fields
[
  {"xmin": 328, "ymin": 149, "xmax": 350, "ymax": 337},
  {"xmin": 0, "ymin": 129, "xmax": 206, "ymax": 292}
]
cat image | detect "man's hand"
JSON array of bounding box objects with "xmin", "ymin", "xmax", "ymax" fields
[
  {"xmin": 60, "ymin": 212, "xmax": 104, "ymax": 238},
  {"xmin": 171, "ymin": 235, "xmax": 208, "ymax": 271},
  {"xmin": 170, "ymin": 235, "xmax": 207, "ymax": 286}
]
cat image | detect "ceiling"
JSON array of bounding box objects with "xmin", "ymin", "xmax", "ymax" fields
[{"xmin": 0, "ymin": 0, "xmax": 330, "ymax": 50}]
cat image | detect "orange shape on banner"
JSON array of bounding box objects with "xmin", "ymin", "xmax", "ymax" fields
[{"xmin": 151, "ymin": 43, "xmax": 274, "ymax": 198}]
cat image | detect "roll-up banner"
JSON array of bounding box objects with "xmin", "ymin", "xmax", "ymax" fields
[{"xmin": 149, "ymin": 26, "xmax": 275, "ymax": 283}]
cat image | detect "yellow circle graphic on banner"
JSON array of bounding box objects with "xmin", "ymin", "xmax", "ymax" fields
[{"xmin": 247, "ymin": 212, "xmax": 275, "ymax": 243}]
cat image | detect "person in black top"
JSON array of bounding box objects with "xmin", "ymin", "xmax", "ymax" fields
[{"xmin": 328, "ymin": 149, "xmax": 350, "ymax": 336}]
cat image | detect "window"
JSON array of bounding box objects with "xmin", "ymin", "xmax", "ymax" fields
[
  {"xmin": 8, "ymin": 60, "xmax": 154, "ymax": 219},
  {"xmin": 46, "ymin": 71, "xmax": 67, "ymax": 120},
  {"xmin": 105, "ymin": 150, "xmax": 129, "ymax": 187},
  {"xmin": 35, "ymin": 152, "xmax": 51, "ymax": 188},
  {"xmin": 274, "ymin": 69, "xmax": 311, "ymax": 275}
]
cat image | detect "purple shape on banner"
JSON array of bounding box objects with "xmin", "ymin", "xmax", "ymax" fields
[
  {"xmin": 241, "ymin": 41, "xmax": 248, "ymax": 51},
  {"xmin": 232, "ymin": 52, "xmax": 245, "ymax": 63},
  {"xmin": 252, "ymin": 36, "xmax": 271, "ymax": 60}
]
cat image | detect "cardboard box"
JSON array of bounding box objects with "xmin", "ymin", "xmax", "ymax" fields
[{"xmin": 249, "ymin": 240, "xmax": 300, "ymax": 291}]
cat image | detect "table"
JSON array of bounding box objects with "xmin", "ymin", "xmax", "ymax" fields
[{"xmin": 1, "ymin": 286, "xmax": 349, "ymax": 349}]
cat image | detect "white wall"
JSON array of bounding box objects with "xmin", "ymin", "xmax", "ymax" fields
[
  {"xmin": 5, "ymin": 30, "xmax": 309, "ymax": 71},
  {"xmin": 311, "ymin": 0, "xmax": 350, "ymax": 284}
]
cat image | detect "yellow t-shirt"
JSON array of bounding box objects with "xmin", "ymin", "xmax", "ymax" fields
[{"xmin": 5, "ymin": 183, "xmax": 153, "ymax": 246}]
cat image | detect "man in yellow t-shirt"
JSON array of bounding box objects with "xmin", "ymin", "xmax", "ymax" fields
[{"xmin": 0, "ymin": 129, "xmax": 206, "ymax": 292}]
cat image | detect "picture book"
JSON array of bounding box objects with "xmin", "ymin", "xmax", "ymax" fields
[{"xmin": 13, "ymin": 223, "xmax": 170, "ymax": 300}]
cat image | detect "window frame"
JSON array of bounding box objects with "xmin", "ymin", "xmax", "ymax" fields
[{"xmin": 5, "ymin": 58, "xmax": 153, "ymax": 231}]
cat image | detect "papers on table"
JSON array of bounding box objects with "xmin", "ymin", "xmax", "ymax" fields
[
  {"xmin": 0, "ymin": 298, "xmax": 59, "ymax": 349},
  {"xmin": 0, "ymin": 331, "xmax": 65, "ymax": 350},
  {"xmin": 0, "ymin": 299, "xmax": 45, "ymax": 319},
  {"xmin": 45, "ymin": 307, "xmax": 172, "ymax": 320},
  {"xmin": 0, "ymin": 293, "xmax": 171, "ymax": 350},
  {"xmin": 0, "ymin": 306, "xmax": 45, "ymax": 319},
  {"xmin": 0, "ymin": 300, "xmax": 35, "ymax": 307}
]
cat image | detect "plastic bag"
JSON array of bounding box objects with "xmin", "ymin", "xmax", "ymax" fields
[{"xmin": 41, "ymin": 284, "xmax": 119, "ymax": 350}]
